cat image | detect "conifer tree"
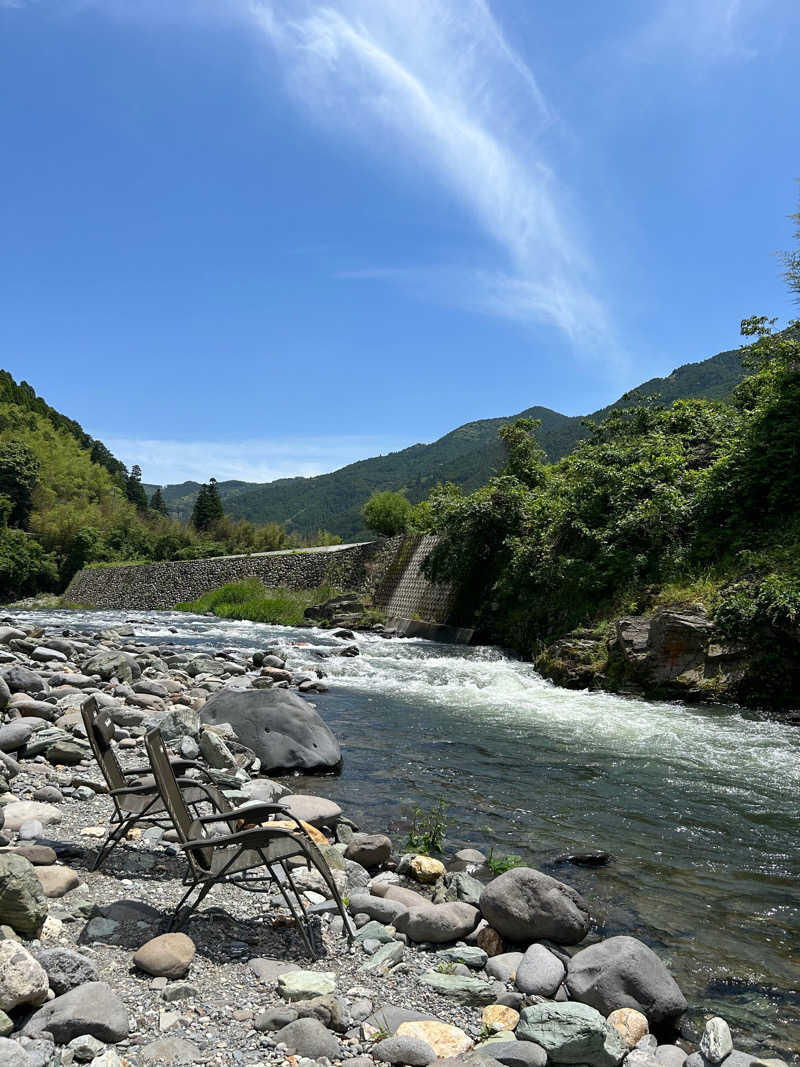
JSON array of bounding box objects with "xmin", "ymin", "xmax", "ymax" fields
[
  {"xmin": 124, "ymin": 464, "xmax": 149, "ymax": 511},
  {"xmin": 150, "ymin": 486, "xmax": 169, "ymax": 516},
  {"xmin": 191, "ymin": 478, "xmax": 224, "ymax": 531}
]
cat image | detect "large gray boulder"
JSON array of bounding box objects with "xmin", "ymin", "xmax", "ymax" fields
[
  {"xmin": 515, "ymin": 943, "xmax": 566, "ymax": 996},
  {"xmin": 479, "ymin": 868, "xmax": 590, "ymax": 946},
  {"xmin": 566, "ymin": 936, "xmax": 687, "ymax": 1024},
  {"xmin": 516, "ymin": 1002, "xmax": 627, "ymax": 1067},
  {"xmin": 22, "ymin": 981, "xmax": 130, "ymax": 1043},
  {"xmin": 82, "ymin": 650, "xmax": 141, "ymax": 683},
  {"xmin": 3, "ymin": 666, "xmax": 48, "ymax": 695},
  {"xmin": 0, "ymin": 854, "xmax": 48, "ymax": 937},
  {"xmin": 199, "ymin": 688, "xmax": 341, "ymax": 773},
  {"xmin": 395, "ymin": 902, "xmax": 479, "ymax": 943}
]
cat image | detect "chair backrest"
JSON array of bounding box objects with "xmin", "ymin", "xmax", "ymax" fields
[
  {"xmin": 81, "ymin": 696, "xmax": 126, "ymax": 793},
  {"xmin": 145, "ymin": 727, "xmax": 212, "ymax": 870}
]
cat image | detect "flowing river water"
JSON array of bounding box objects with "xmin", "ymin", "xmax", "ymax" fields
[{"xmin": 10, "ymin": 608, "xmax": 800, "ymax": 1056}]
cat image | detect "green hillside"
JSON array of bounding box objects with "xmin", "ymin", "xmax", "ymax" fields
[{"xmin": 174, "ymin": 343, "xmax": 744, "ymax": 541}]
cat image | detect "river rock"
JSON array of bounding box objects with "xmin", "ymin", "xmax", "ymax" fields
[
  {"xmin": 3, "ymin": 666, "xmax": 49, "ymax": 695},
  {"xmin": 515, "ymin": 943, "xmax": 566, "ymax": 995},
  {"xmin": 517, "ymin": 1002, "xmax": 627, "ymax": 1066},
  {"xmin": 0, "ymin": 854, "xmax": 48, "ymax": 937},
  {"xmin": 82, "ymin": 650, "xmax": 141, "ymax": 682},
  {"xmin": 7, "ymin": 844, "xmax": 57, "ymax": 866},
  {"xmin": 479, "ymin": 867, "xmax": 590, "ymax": 945},
  {"xmin": 345, "ymin": 833, "xmax": 392, "ymax": 868},
  {"xmin": 566, "ymin": 936, "xmax": 687, "ymax": 1024},
  {"xmin": 241, "ymin": 778, "xmax": 291, "ymax": 803},
  {"xmin": 34, "ymin": 947, "xmax": 99, "ymax": 995},
  {"xmin": 419, "ymin": 971, "xmax": 498, "ymax": 1004},
  {"xmin": 362, "ymin": 940, "xmax": 405, "ymax": 973},
  {"xmin": 436, "ymin": 945, "xmax": 489, "ymax": 970},
  {"xmin": 435, "ymin": 871, "xmax": 485, "ymax": 907},
  {"xmin": 372, "ymin": 883, "xmax": 429, "ymax": 909},
  {"xmin": 281, "ymin": 793, "xmax": 342, "ymax": 827},
  {"xmin": 248, "ymin": 957, "xmax": 298, "ymax": 984},
  {"xmin": 22, "ymin": 981, "xmax": 130, "ymax": 1043},
  {"xmin": 396, "ymin": 901, "xmax": 479, "ymax": 943},
  {"xmin": 606, "ymin": 1008, "xmax": 648, "ymax": 1047},
  {"xmin": 0, "ymin": 1037, "xmax": 36, "ymax": 1067},
  {"xmin": 486, "ymin": 952, "xmax": 524, "ymax": 982},
  {"xmin": 35, "ymin": 865, "xmax": 80, "ymax": 898},
  {"xmin": 0, "ymin": 722, "xmax": 34, "ymax": 752},
  {"xmin": 410, "ymin": 855, "xmax": 446, "ymax": 883},
  {"xmin": 278, "ymin": 969, "xmax": 336, "ymax": 1001},
  {"xmin": 3, "ymin": 801, "xmax": 62, "ymax": 832},
  {"xmin": 199, "ymin": 688, "xmax": 341, "ymax": 773},
  {"xmin": 373, "ymin": 1035, "xmax": 436, "ymax": 1065},
  {"xmin": 653, "ymin": 1046, "xmax": 687, "ymax": 1067},
  {"xmin": 396, "ymin": 1020, "xmax": 473, "ymax": 1058},
  {"xmin": 134, "ymin": 934, "xmax": 195, "ymax": 979},
  {"xmin": 700, "ymin": 1018, "xmax": 733, "ymax": 1064},
  {"xmin": 275, "ymin": 1017, "xmax": 341, "ymax": 1059},
  {"xmin": 197, "ymin": 729, "xmax": 237, "ymax": 771},
  {"xmin": 348, "ymin": 893, "xmax": 408, "ymax": 925},
  {"xmin": 0, "ymin": 941, "xmax": 49, "ymax": 1012}
]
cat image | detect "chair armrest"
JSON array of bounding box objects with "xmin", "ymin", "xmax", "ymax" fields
[
  {"xmin": 108, "ymin": 783, "xmax": 158, "ymax": 797},
  {"xmin": 179, "ymin": 824, "xmax": 302, "ymax": 852}
]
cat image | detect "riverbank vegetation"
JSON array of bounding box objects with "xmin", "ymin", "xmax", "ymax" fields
[
  {"xmin": 177, "ymin": 579, "xmax": 339, "ymax": 626},
  {"xmin": 0, "ymin": 375, "xmax": 341, "ymax": 600}
]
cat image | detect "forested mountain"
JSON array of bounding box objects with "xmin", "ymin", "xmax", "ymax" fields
[{"xmin": 151, "ymin": 342, "xmax": 746, "ymax": 541}]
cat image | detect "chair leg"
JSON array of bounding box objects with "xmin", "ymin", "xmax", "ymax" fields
[
  {"xmin": 276, "ymin": 860, "xmax": 318, "ymax": 959},
  {"xmin": 91, "ymin": 818, "xmax": 132, "ymax": 871}
]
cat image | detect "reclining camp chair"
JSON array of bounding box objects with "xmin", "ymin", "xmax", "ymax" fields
[
  {"xmin": 81, "ymin": 695, "xmax": 212, "ymax": 871},
  {"xmin": 144, "ymin": 726, "xmax": 355, "ymax": 958}
]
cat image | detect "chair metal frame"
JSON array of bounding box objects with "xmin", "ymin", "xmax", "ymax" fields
[
  {"xmin": 81, "ymin": 695, "xmax": 210, "ymax": 871},
  {"xmin": 144, "ymin": 726, "xmax": 355, "ymax": 958}
]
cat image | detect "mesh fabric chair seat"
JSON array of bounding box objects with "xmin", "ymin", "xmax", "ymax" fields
[
  {"xmin": 81, "ymin": 695, "xmax": 211, "ymax": 870},
  {"xmin": 145, "ymin": 726, "xmax": 355, "ymax": 958}
]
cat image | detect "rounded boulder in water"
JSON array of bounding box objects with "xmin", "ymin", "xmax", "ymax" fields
[
  {"xmin": 479, "ymin": 867, "xmax": 590, "ymax": 946},
  {"xmin": 199, "ymin": 688, "xmax": 341, "ymax": 774}
]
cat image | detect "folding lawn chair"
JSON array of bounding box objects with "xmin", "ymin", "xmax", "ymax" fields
[
  {"xmin": 144, "ymin": 726, "xmax": 355, "ymax": 958},
  {"xmin": 81, "ymin": 695, "xmax": 212, "ymax": 871}
]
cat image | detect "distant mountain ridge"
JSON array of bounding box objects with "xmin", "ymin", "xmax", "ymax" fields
[{"xmin": 148, "ymin": 342, "xmax": 747, "ymax": 540}]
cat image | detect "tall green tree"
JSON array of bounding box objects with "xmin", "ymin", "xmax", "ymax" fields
[
  {"xmin": 149, "ymin": 486, "xmax": 169, "ymax": 515},
  {"xmin": 0, "ymin": 441, "xmax": 39, "ymax": 528},
  {"xmin": 191, "ymin": 477, "xmax": 224, "ymax": 531},
  {"xmin": 124, "ymin": 464, "xmax": 149, "ymax": 511}
]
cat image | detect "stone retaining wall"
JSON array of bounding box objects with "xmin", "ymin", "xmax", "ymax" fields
[{"xmin": 66, "ymin": 534, "xmax": 458, "ymax": 624}]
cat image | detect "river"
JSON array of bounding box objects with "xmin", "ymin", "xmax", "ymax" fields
[{"xmin": 9, "ymin": 607, "xmax": 800, "ymax": 1055}]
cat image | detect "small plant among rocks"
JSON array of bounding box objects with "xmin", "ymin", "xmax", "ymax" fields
[
  {"xmin": 486, "ymin": 848, "xmax": 524, "ymax": 874},
  {"xmin": 436, "ymin": 960, "xmax": 458, "ymax": 974},
  {"xmin": 406, "ymin": 797, "xmax": 448, "ymax": 855}
]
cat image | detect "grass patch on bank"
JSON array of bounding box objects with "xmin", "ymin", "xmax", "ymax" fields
[{"xmin": 176, "ymin": 579, "xmax": 338, "ymax": 626}]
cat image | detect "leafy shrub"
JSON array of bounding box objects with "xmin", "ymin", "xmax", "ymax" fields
[
  {"xmin": 406, "ymin": 798, "xmax": 448, "ymax": 855},
  {"xmin": 361, "ymin": 490, "xmax": 412, "ymax": 537}
]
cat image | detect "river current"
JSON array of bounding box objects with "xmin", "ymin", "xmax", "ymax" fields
[{"xmin": 10, "ymin": 608, "xmax": 800, "ymax": 1055}]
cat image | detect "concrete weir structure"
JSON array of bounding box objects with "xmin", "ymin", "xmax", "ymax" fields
[{"xmin": 66, "ymin": 534, "xmax": 470, "ymax": 639}]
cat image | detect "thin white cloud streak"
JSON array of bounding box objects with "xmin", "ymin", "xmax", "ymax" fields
[
  {"xmin": 102, "ymin": 435, "xmax": 412, "ymax": 486},
  {"xmin": 249, "ymin": 0, "xmax": 609, "ymax": 343},
  {"xmin": 15, "ymin": 0, "xmax": 613, "ymax": 345},
  {"xmin": 630, "ymin": 0, "xmax": 768, "ymax": 63}
]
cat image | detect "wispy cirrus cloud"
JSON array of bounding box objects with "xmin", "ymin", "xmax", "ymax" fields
[
  {"xmin": 39, "ymin": 0, "xmax": 611, "ymax": 347},
  {"xmin": 101, "ymin": 434, "xmax": 412, "ymax": 486},
  {"xmin": 249, "ymin": 0, "xmax": 609, "ymax": 343},
  {"xmin": 630, "ymin": 0, "xmax": 772, "ymax": 64}
]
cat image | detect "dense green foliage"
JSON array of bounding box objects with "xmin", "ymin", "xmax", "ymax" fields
[
  {"xmin": 177, "ymin": 579, "xmax": 337, "ymax": 626},
  {"xmin": 148, "ymin": 345, "xmax": 747, "ymax": 541},
  {"xmin": 361, "ymin": 490, "xmax": 412, "ymax": 536},
  {"xmin": 0, "ymin": 372, "xmax": 342, "ymax": 601},
  {"xmin": 422, "ymin": 320, "xmax": 800, "ymax": 666}
]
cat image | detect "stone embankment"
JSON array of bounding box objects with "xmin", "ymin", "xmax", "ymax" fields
[
  {"xmin": 0, "ymin": 615, "xmax": 791, "ymax": 1067},
  {"xmin": 65, "ymin": 535, "xmax": 460, "ymax": 628}
]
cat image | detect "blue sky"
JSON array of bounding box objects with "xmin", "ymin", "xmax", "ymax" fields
[{"xmin": 1, "ymin": 0, "xmax": 798, "ymax": 485}]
